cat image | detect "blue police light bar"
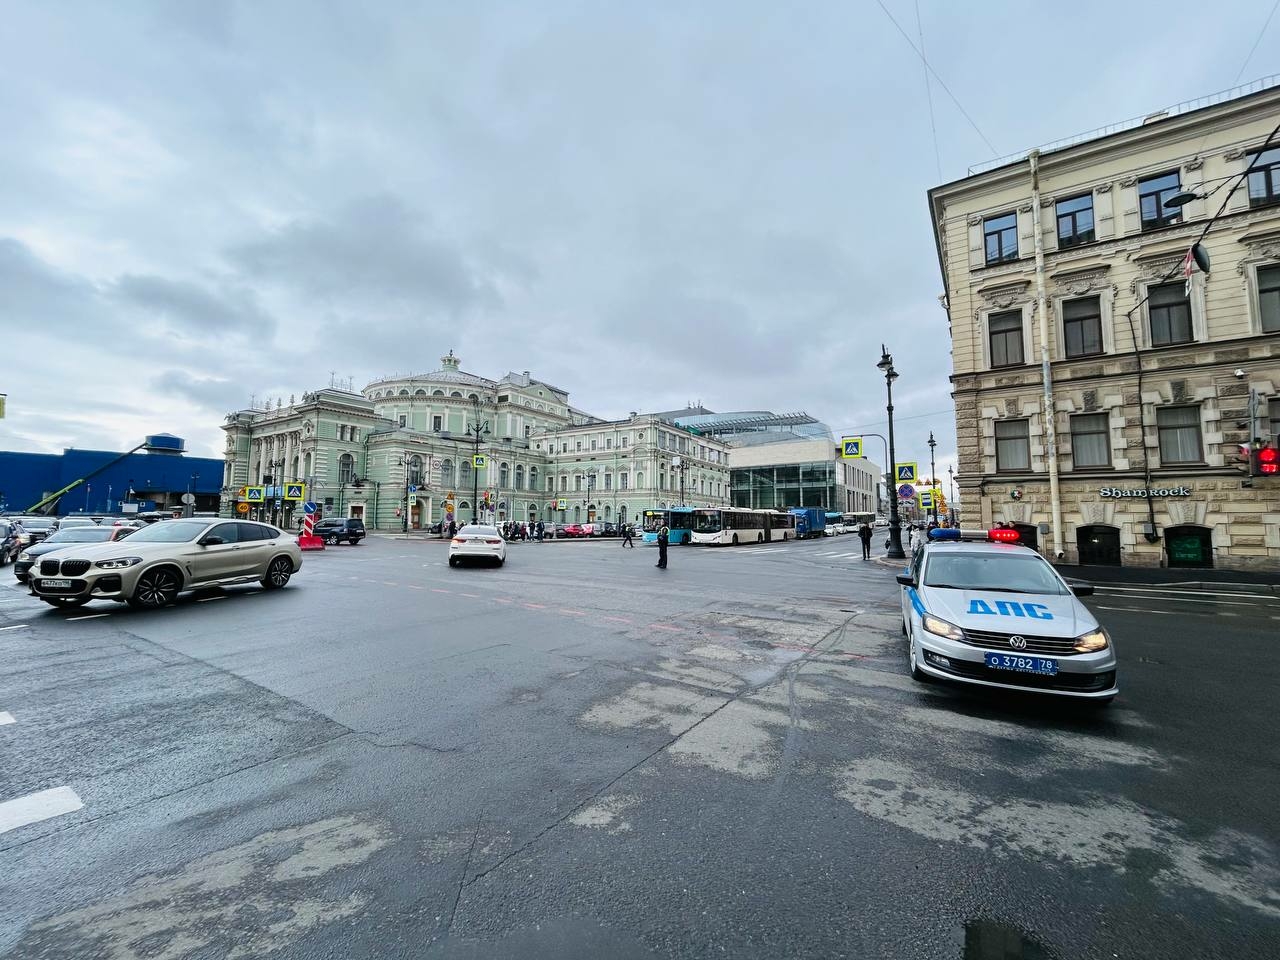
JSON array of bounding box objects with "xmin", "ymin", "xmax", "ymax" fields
[
  {"xmin": 928, "ymin": 528, "xmax": 962, "ymax": 541},
  {"xmin": 928, "ymin": 528, "xmax": 1022, "ymax": 543}
]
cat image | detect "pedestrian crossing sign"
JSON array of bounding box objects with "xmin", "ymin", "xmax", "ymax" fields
[
  {"xmin": 284, "ymin": 483, "xmax": 305, "ymax": 501},
  {"xmin": 473, "ymin": 454, "xmax": 487, "ymax": 468},
  {"xmin": 245, "ymin": 486, "xmax": 265, "ymax": 503},
  {"xmin": 895, "ymin": 462, "xmax": 918, "ymax": 482},
  {"xmin": 840, "ymin": 437, "xmax": 864, "ymax": 459}
]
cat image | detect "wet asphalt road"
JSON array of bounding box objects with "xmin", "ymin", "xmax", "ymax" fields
[{"xmin": 1, "ymin": 534, "xmax": 1277, "ymax": 959}]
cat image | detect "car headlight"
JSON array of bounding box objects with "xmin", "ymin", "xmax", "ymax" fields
[
  {"xmin": 921, "ymin": 613, "xmax": 965, "ymax": 642},
  {"xmin": 1073, "ymin": 628, "xmax": 1110, "ymax": 653},
  {"xmin": 19, "ymin": 552, "xmax": 32, "ymax": 562},
  {"xmin": 94, "ymin": 557, "xmax": 143, "ymax": 569}
]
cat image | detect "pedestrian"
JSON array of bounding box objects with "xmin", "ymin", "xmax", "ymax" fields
[
  {"xmin": 536, "ymin": 520, "xmax": 545, "ymax": 542},
  {"xmin": 656, "ymin": 524, "xmax": 669, "ymax": 568},
  {"xmin": 858, "ymin": 522, "xmax": 872, "ymax": 560},
  {"xmin": 622, "ymin": 522, "xmax": 634, "ymax": 548}
]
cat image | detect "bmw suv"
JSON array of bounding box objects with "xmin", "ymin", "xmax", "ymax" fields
[{"xmin": 27, "ymin": 518, "xmax": 302, "ymax": 609}]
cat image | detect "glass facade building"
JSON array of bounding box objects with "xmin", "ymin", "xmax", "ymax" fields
[{"xmin": 730, "ymin": 461, "xmax": 837, "ymax": 509}]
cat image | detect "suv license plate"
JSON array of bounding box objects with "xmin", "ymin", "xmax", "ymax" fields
[
  {"xmin": 41, "ymin": 579, "xmax": 73, "ymax": 589},
  {"xmin": 984, "ymin": 652, "xmax": 1059, "ymax": 676}
]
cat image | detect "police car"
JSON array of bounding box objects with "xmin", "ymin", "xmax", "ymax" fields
[{"xmin": 896, "ymin": 528, "xmax": 1117, "ymax": 703}]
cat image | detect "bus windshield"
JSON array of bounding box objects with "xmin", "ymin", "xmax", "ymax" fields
[
  {"xmin": 693, "ymin": 510, "xmax": 722, "ymax": 533},
  {"xmin": 641, "ymin": 511, "xmax": 666, "ymax": 533}
]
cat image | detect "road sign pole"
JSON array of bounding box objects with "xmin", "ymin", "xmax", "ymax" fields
[{"xmin": 298, "ymin": 500, "xmax": 324, "ymax": 551}]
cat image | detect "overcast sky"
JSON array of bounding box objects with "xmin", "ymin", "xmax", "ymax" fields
[{"xmin": 3, "ymin": 1, "xmax": 1277, "ymax": 487}]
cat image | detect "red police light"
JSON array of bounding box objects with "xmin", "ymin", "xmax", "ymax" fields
[
  {"xmin": 988, "ymin": 528, "xmax": 1021, "ymax": 542},
  {"xmin": 1259, "ymin": 446, "xmax": 1279, "ymax": 476}
]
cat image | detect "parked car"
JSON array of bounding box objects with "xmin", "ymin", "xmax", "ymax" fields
[
  {"xmin": 26, "ymin": 518, "xmax": 302, "ymax": 609},
  {"xmin": 0, "ymin": 520, "xmax": 21, "ymax": 565},
  {"xmin": 562, "ymin": 523, "xmax": 586, "ymax": 538},
  {"xmin": 448, "ymin": 524, "xmax": 506, "ymax": 567},
  {"xmin": 602, "ymin": 522, "xmax": 618, "ymax": 537},
  {"xmin": 311, "ymin": 517, "xmax": 366, "ymax": 545},
  {"xmin": 57, "ymin": 517, "xmax": 99, "ymax": 531},
  {"xmin": 14, "ymin": 525, "xmax": 135, "ymax": 583},
  {"xmin": 13, "ymin": 516, "xmax": 58, "ymax": 547}
]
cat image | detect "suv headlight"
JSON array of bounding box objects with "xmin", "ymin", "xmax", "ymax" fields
[
  {"xmin": 95, "ymin": 557, "xmax": 143, "ymax": 569},
  {"xmin": 19, "ymin": 552, "xmax": 32, "ymax": 562},
  {"xmin": 921, "ymin": 613, "xmax": 965, "ymax": 642},
  {"xmin": 1073, "ymin": 628, "xmax": 1110, "ymax": 653}
]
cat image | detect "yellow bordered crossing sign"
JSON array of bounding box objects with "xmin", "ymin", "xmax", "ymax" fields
[
  {"xmin": 473, "ymin": 454, "xmax": 487, "ymax": 468},
  {"xmin": 284, "ymin": 483, "xmax": 305, "ymax": 501},
  {"xmin": 895, "ymin": 462, "xmax": 918, "ymax": 482},
  {"xmin": 245, "ymin": 486, "xmax": 265, "ymax": 503},
  {"xmin": 840, "ymin": 437, "xmax": 863, "ymax": 459}
]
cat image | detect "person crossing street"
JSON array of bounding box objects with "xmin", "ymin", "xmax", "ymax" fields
[
  {"xmin": 655, "ymin": 524, "xmax": 669, "ymax": 569},
  {"xmin": 858, "ymin": 521, "xmax": 873, "ymax": 560},
  {"xmin": 622, "ymin": 522, "xmax": 635, "ymax": 547}
]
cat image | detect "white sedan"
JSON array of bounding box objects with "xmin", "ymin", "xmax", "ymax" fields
[{"xmin": 448, "ymin": 525, "xmax": 507, "ymax": 567}]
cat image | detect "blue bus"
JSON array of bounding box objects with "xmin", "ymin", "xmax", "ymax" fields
[{"xmin": 640, "ymin": 507, "xmax": 696, "ymax": 545}]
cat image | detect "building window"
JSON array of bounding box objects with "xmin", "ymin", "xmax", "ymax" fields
[
  {"xmin": 529, "ymin": 466, "xmax": 538, "ymax": 489},
  {"xmin": 636, "ymin": 472, "xmax": 644, "ymax": 488},
  {"xmin": 432, "ymin": 415, "xmax": 443, "ymax": 432},
  {"xmin": 983, "ymin": 212, "xmax": 1018, "ymax": 264},
  {"xmin": 620, "ymin": 473, "xmax": 629, "ymax": 490},
  {"xmin": 606, "ymin": 438, "xmax": 612, "ymax": 449},
  {"xmin": 524, "ymin": 425, "xmax": 531, "ymax": 438},
  {"xmin": 995, "ymin": 419, "xmax": 1030, "ymax": 472},
  {"xmin": 561, "ymin": 443, "xmax": 567, "ymax": 453},
  {"xmin": 621, "ymin": 437, "xmax": 628, "ymax": 448},
  {"xmin": 1148, "ymin": 282, "xmax": 1193, "ymax": 346},
  {"xmin": 441, "ymin": 459, "xmax": 454, "ymax": 487},
  {"xmin": 576, "ymin": 441, "xmax": 582, "ymax": 452},
  {"xmin": 515, "ymin": 464, "xmax": 524, "ymax": 490},
  {"xmin": 988, "ymin": 310, "xmax": 1025, "ymax": 367},
  {"xmin": 407, "ymin": 455, "xmax": 423, "ymax": 485},
  {"xmin": 574, "ymin": 475, "xmax": 582, "ymax": 492},
  {"xmin": 1138, "ymin": 171, "xmax": 1182, "ymax": 230},
  {"xmin": 604, "ymin": 473, "xmax": 612, "ymax": 490},
  {"xmin": 1247, "ymin": 146, "xmax": 1280, "ymax": 208},
  {"xmin": 560, "ymin": 475, "xmax": 567, "ymax": 491},
  {"xmin": 1070, "ymin": 413, "xmax": 1111, "ymax": 468},
  {"xmin": 459, "ymin": 460, "xmax": 472, "ymax": 488},
  {"xmin": 1157, "ymin": 406, "xmax": 1202, "ymax": 463},
  {"xmin": 1258, "ymin": 264, "xmax": 1280, "ymax": 333},
  {"xmin": 546, "ymin": 476, "xmax": 554, "ymax": 492},
  {"xmin": 398, "ymin": 415, "xmax": 407, "ymax": 428},
  {"xmin": 499, "ymin": 462, "xmax": 510, "ymax": 487},
  {"xmin": 338, "ymin": 426, "xmax": 347, "ymax": 441},
  {"xmin": 590, "ymin": 439, "xmax": 597, "ymax": 451},
  {"xmin": 1055, "ymin": 193, "xmax": 1095, "ymax": 248},
  {"xmin": 1062, "ymin": 296, "xmax": 1103, "ymax": 358},
  {"xmin": 338, "ymin": 453, "xmax": 356, "ymax": 484}
]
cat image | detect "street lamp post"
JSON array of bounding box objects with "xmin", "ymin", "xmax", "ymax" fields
[
  {"xmin": 467, "ymin": 396, "xmax": 491, "ymax": 524},
  {"xmin": 947, "ymin": 465, "xmax": 957, "ymax": 526},
  {"xmin": 927, "ymin": 431, "xmax": 938, "ymax": 525},
  {"xmin": 877, "ymin": 346, "xmax": 907, "ymax": 561},
  {"xmin": 399, "ymin": 453, "xmax": 411, "ymax": 533}
]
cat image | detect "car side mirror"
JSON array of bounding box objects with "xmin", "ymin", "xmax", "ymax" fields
[
  {"xmin": 895, "ymin": 573, "xmax": 915, "ymax": 587},
  {"xmin": 199, "ymin": 535, "xmax": 225, "ymax": 546},
  {"xmin": 1068, "ymin": 581, "xmax": 1094, "ymax": 597}
]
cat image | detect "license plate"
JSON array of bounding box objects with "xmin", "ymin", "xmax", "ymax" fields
[
  {"xmin": 984, "ymin": 652, "xmax": 1059, "ymax": 676},
  {"xmin": 40, "ymin": 579, "xmax": 73, "ymax": 589}
]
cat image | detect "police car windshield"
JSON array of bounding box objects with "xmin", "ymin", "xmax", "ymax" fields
[{"xmin": 923, "ymin": 552, "xmax": 1068, "ymax": 595}]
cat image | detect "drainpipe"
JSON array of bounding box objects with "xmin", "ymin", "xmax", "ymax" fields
[{"xmin": 1029, "ymin": 150, "xmax": 1064, "ymax": 559}]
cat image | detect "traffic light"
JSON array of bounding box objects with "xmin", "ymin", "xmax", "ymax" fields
[{"xmin": 1256, "ymin": 444, "xmax": 1279, "ymax": 476}]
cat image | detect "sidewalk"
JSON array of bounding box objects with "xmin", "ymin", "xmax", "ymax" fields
[{"xmin": 1050, "ymin": 562, "xmax": 1280, "ymax": 590}]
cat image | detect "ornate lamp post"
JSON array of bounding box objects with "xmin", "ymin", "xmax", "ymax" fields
[
  {"xmin": 877, "ymin": 346, "xmax": 906, "ymax": 560},
  {"xmin": 927, "ymin": 431, "xmax": 938, "ymax": 525}
]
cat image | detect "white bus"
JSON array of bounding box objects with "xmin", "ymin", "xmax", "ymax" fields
[{"xmin": 691, "ymin": 507, "xmax": 780, "ymax": 545}]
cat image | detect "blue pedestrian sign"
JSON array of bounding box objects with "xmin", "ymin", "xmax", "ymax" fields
[
  {"xmin": 408, "ymin": 484, "xmax": 418, "ymax": 494},
  {"xmin": 303, "ymin": 501, "xmax": 318, "ymax": 515},
  {"xmin": 840, "ymin": 436, "xmax": 863, "ymax": 459},
  {"xmin": 895, "ymin": 462, "xmax": 918, "ymax": 482},
  {"xmin": 284, "ymin": 483, "xmax": 305, "ymax": 501}
]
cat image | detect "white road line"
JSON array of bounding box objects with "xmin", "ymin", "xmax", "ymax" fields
[
  {"xmin": 0, "ymin": 786, "xmax": 83, "ymax": 834},
  {"xmin": 1096, "ymin": 605, "xmax": 1176, "ymax": 615},
  {"xmin": 1097, "ymin": 585, "xmax": 1280, "ymax": 600},
  {"xmin": 1094, "ymin": 595, "xmax": 1268, "ymax": 607},
  {"xmin": 0, "ymin": 712, "xmax": 14, "ymax": 725},
  {"xmin": 195, "ymin": 596, "xmax": 227, "ymax": 603},
  {"xmin": 0, "ymin": 624, "xmax": 29, "ymax": 632},
  {"xmin": 0, "ymin": 598, "xmax": 23, "ymax": 603},
  {"xmin": 66, "ymin": 613, "xmax": 111, "ymax": 620}
]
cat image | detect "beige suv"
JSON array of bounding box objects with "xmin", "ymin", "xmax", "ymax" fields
[{"xmin": 27, "ymin": 518, "xmax": 302, "ymax": 609}]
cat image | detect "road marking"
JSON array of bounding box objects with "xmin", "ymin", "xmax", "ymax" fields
[
  {"xmin": 0, "ymin": 598, "xmax": 23, "ymax": 603},
  {"xmin": 383, "ymin": 581, "xmax": 400, "ymax": 587},
  {"xmin": 1096, "ymin": 605, "xmax": 1175, "ymax": 615},
  {"xmin": 195, "ymin": 596, "xmax": 227, "ymax": 603},
  {"xmin": 649, "ymin": 624, "xmax": 683, "ymax": 633},
  {"xmin": 493, "ymin": 598, "xmax": 513, "ymax": 604},
  {"xmin": 459, "ymin": 592, "xmax": 480, "ymax": 599},
  {"xmin": 66, "ymin": 613, "xmax": 111, "ymax": 620},
  {"xmin": 1097, "ymin": 585, "xmax": 1280, "ymax": 601},
  {"xmin": 407, "ymin": 585, "xmax": 424, "ymax": 590},
  {"xmin": 0, "ymin": 712, "xmax": 14, "ymax": 725},
  {"xmin": 0, "ymin": 625, "xmax": 29, "ymax": 632},
  {"xmin": 431, "ymin": 588, "xmax": 450, "ymax": 595},
  {"xmin": 558, "ymin": 609, "xmax": 586, "ymax": 616},
  {"xmin": 1094, "ymin": 594, "xmax": 1269, "ymax": 607},
  {"xmin": 522, "ymin": 602, "xmax": 546, "ymax": 609},
  {"xmin": 602, "ymin": 615, "xmax": 633, "ymax": 624},
  {"xmin": 0, "ymin": 786, "xmax": 83, "ymax": 834}
]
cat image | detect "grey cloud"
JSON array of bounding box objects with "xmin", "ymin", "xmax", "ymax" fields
[
  {"xmin": 111, "ymin": 274, "xmax": 274, "ymax": 337},
  {"xmin": 151, "ymin": 370, "xmax": 250, "ymax": 413},
  {"xmin": 226, "ymin": 195, "xmax": 508, "ymax": 316},
  {"xmin": 0, "ymin": 238, "xmax": 98, "ymax": 329}
]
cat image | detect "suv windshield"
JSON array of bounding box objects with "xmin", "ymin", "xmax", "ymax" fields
[
  {"xmin": 923, "ymin": 552, "xmax": 1068, "ymax": 595},
  {"xmin": 122, "ymin": 520, "xmax": 210, "ymax": 543},
  {"xmin": 44, "ymin": 529, "xmax": 114, "ymax": 543}
]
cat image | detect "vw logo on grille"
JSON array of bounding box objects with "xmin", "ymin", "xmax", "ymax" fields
[{"xmin": 1008, "ymin": 636, "xmax": 1028, "ymax": 650}]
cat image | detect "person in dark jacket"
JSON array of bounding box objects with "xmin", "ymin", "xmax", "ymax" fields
[
  {"xmin": 622, "ymin": 523, "xmax": 635, "ymax": 548},
  {"xmin": 858, "ymin": 522, "xmax": 873, "ymax": 560},
  {"xmin": 656, "ymin": 525, "xmax": 669, "ymax": 568}
]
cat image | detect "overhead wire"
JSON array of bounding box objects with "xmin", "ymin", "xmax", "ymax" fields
[
  {"xmin": 871, "ymin": 0, "xmax": 999, "ymax": 157},
  {"xmin": 1233, "ymin": 0, "xmax": 1280, "ymax": 85},
  {"xmin": 913, "ymin": 0, "xmax": 943, "ymax": 181}
]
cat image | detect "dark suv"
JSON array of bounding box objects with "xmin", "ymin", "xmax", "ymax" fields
[{"xmin": 312, "ymin": 517, "xmax": 366, "ymax": 545}]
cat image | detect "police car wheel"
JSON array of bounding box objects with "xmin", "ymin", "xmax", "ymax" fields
[
  {"xmin": 901, "ymin": 617, "xmax": 907, "ymax": 636},
  {"xmin": 908, "ymin": 641, "xmax": 931, "ymax": 683}
]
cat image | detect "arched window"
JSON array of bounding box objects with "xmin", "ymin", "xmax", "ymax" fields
[
  {"xmin": 304, "ymin": 452, "xmax": 313, "ymax": 477},
  {"xmin": 604, "ymin": 504, "xmax": 612, "ymax": 519},
  {"xmin": 515, "ymin": 464, "xmax": 525, "ymax": 489},
  {"xmin": 636, "ymin": 472, "xmax": 644, "ymax": 488},
  {"xmin": 399, "ymin": 389, "xmax": 410, "ymax": 396},
  {"xmin": 459, "ymin": 460, "xmax": 473, "ymax": 488},
  {"xmin": 338, "ymin": 453, "xmax": 355, "ymax": 484},
  {"xmin": 459, "ymin": 501, "xmax": 471, "ymax": 511},
  {"xmin": 441, "ymin": 459, "xmax": 455, "ymax": 487},
  {"xmin": 499, "ymin": 461, "xmax": 510, "ymax": 487},
  {"xmin": 290, "ymin": 456, "xmax": 299, "ymax": 480},
  {"xmin": 433, "ymin": 389, "xmax": 445, "ymax": 397},
  {"xmin": 619, "ymin": 505, "xmax": 627, "ymax": 522},
  {"xmin": 573, "ymin": 505, "xmax": 581, "ymax": 521},
  {"xmin": 451, "ymin": 391, "xmax": 462, "ymax": 398},
  {"xmin": 529, "ymin": 466, "xmax": 539, "ymax": 490},
  {"xmin": 468, "ymin": 392, "xmax": 479, "ymax": 401},
  {"xmin": 408, "ymin": 455, "xmax": 423, "ymax": 485},
  {"xmin": 414, "ymin": 389, "xmax": 426, "ymax": 397}
]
